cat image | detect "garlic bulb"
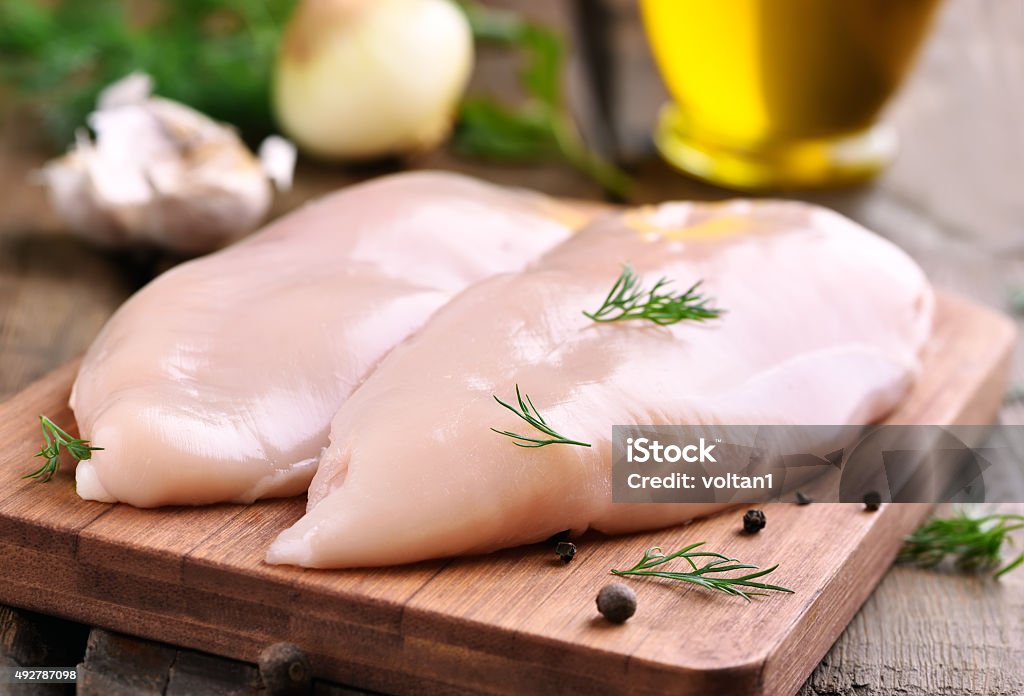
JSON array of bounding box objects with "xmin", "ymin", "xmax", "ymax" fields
[
  {"xmin": 274, "ymin": 0, "xmax": 473, "ymax": 161},
  {"xmin": 41, "ymin": 73, "xmax": 296, "ymax": 254}
]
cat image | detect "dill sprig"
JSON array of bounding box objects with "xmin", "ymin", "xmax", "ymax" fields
[
  {"xmin": 24, "ymin": 415, "xmax": 102, "ymax": 483},
  {"xmin": 611, "ymin": 542, "xmax": 793, "ymax": 601},
  {"xmin": 899, "ymin": 511, "xmax": 1024, "ymax": 579},
  {"xmin": 584, "ymin": 265, "xmax": 723, "ymax": 326},
  {"xmin": 490, "ymin": 385, "xmax": 591, "ymax": 448}
]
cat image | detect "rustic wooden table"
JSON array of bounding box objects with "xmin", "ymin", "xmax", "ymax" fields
[{"xmin": 1, "ymin": 1, "xmax": 1022, "ymax": 694}]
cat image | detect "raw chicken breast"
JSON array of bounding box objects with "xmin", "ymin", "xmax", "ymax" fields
[
  {"xmin": 70, "ymin": 172, "xmax": 576, "ymax": 507},
  {"xmin": 268, "ymin": 200, "xmax": 933, "ymax": 568}
]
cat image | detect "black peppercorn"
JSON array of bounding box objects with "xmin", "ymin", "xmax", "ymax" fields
[
  {"xmin": 863, "ymin": 491, "xmax": 882, "ymax": 512},
  {"xmin": 743, "ymin": 509, "xmax": 766, "ymax": 533},
  {"xmin": 258, "ymin": 642, "xmax": 312, "ymax": 696},
  {"xmin": 795, "ymin": 491, "xmax": 813, "ymax": 505},
  {"xmin": 596, "ymin": 583, "xmax": 636, "ymax": 624},
  {"xmin": 548, "ymin": 529, "xmax": 572, "ymax": 543},
  {"xmin": 555, "ymin": 541, "xmax": 577, "ymax": 563}
]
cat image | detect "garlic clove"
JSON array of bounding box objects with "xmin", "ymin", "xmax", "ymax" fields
[
  {"xmin": 259, "ymin": 135, "xmax": 298, "ymax": 192},
  {"xmin": 41, "ymin": 144, "xmax": 123, "ymax": 244},
  {"xmin": 39, "ymin": 72, "xmax": 295, "ymax": 254},
  {"xmin": 96, "ymin": 71, "xmax": 153, "ymax": 109},
  {"xmin": 146, "ymin": 147, "xmax": 273, "ymax": 250}
]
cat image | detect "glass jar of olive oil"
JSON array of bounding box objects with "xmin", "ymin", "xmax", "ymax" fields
[{"xmin": 641, "ymin": 0, "xmax": 942, "ymax": 190}]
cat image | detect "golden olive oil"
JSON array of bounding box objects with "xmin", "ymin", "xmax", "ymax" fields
[{"xmin": 641, "ymin": 0, "xmax": 941, "ymax": 188}]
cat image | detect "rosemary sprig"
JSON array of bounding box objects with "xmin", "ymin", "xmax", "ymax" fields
[
  {"xmin": 584, "ymin": 265, "xmax": 723, "ymax": 326},
  {"xmin": 899, "ymin": 511, "xmax": 1024, "ymax": 579},
  {"xmin": 611, "ymin": 542, "xmax": 793, "ymax": 601},
  {"xmin": 490, "ymin": 385, "xmax": 591, "ymax": 448},
  {"xmin": 24, "ymin": 415, "xmax": 102, "ymax": 483}
]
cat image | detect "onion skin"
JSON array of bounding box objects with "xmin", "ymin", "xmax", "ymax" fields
[{"xmin": 274, "ymin": 0, "xmax": 473, "ymax": 161}]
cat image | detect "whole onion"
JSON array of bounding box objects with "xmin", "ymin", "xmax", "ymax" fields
[{"xmin": 273, "ymin": 0, "xmax": 474, "ymax": 161}]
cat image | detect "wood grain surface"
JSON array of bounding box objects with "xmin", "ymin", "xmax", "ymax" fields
[{"xmin": 0, "ymin": 291, "xmax": 1013, "ymax": 696}]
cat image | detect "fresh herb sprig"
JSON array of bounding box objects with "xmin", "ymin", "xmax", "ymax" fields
[
  {"xmin": 454, "ymin": 2, "xmax": 632, "ymax": 199},
  {"xmin": 899, "ymin": 511, "xmax": 1024, "ymax": 579},
  {"xmin": 25, "ymin": 415, "xmax": 102, "ymax": 483},
  {"xmin": 584, "ymin": 264, "xmax": 723, "ymax": 326},
  {"xmin": 0, "ymin": 0, "xmax": 291, "ymax": 146},
  {"xmin": 491, "ymin": 385, "xmax": 591, "ymax": 448},
  {"xmin": 611, "ymin": 542, "xmax": 793, "ymax": 601}
]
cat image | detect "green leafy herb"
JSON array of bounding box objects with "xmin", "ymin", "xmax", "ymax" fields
[
  {"xmin": 899, "ymin": 511, "xmax": 1024, "ymax": 579},
  {"xmin": 454, "ymin": 2, "xmax": 632, "ymax": 199},
  {"xmin": 1008, "ymin": 287, "xmax": 1024, "ymax": 316},
  {"xmin": 584, "ymin": 264, "xmax": 723, "ymax": 326},
  {"xmin": 1005, "ymin": 383, "xmax": 1024, "ymax": 405},
  {"xmin": 491, "ymin": 385, "xmax": 591, "ymax": 448},
  {"xmin": 611, "ymin": 542, "xmax": 793, "ymax": 601},
  {"xmin": 25, "ymin": 415, "xmax": 102, "ymax": 483},
  {"xmin": 0, "ymin": 0, "xmax": 292, "ymax": 147}
]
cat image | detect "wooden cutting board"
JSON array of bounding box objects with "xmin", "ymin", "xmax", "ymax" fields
[{"xmin": 0, "ymin": 291, "xmax": 1013, "ymax": 696}]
